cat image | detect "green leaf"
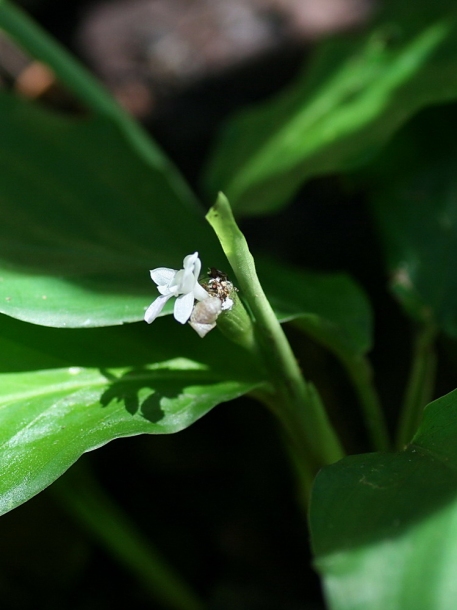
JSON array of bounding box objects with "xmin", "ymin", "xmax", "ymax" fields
[
  {"xmin": 365, "ymin": 105, "xmax": 457, "ymax": 337},
  {"xmin": 0, "ymin": 314, "xmax": 263, "ymax": 515},
  {"xmin": 0, "ymin": 0, "xmax": 191, "ymax": 184},
  {"xmin": 310, "ymin": 388, "xmax": 457, "ymax": 610},
  {"xmin": 203, "ymin": 1, "xmax": 457, "ymax": 216},
  {"xmin": 256, "ymin": 257, "xmax": 390, "ymax": 452},
  {"xmin": 256, "ymin": 258, "xmax": 373, "ymax": 360},
  {"xmin": 0, "ymin": 92, "xmax": 221, "ymax": 328},
  {"xmin": 0, "ymin": 313, "xmax": 159, "ymax": 372}
]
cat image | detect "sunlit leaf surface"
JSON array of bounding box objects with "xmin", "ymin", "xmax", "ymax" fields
[
  {"xmin": 310, "ymin": 389, "xmax": 457, "ymax": 610},
  {"xmin": 0, "ymin": 313, "xmax": 264, "ymax": 515}
]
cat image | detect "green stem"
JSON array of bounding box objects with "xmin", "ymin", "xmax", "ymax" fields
[
  {"xmin": 207, "ymin": 194, "xmax": 344, "ymax": 484},
  {"xmin": 342, "ymin": 354, "xmax": 390, "ymax": 451},
  {"xmin": 290, "ymin": 320, "xmax": 390, "ymax": 452},
  {"xmin": 396, "ymin": 322, "xmax": 437, "ymax": 450},
  {"xmin": 52, "ymin": 462, "xmax": 206, "ymax": 610},
  {"xmin": 0, "ymin": 0, "xmax": 198, "ymax": 212}
]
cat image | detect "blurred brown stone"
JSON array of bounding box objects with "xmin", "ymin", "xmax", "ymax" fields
[
  {"xmin": 0, "ymin": 33, "xmax": 81, "ymax": 111},
  {"xmin": 76, "ymin": 0, "xmax": 374, "ymax": 117},
  {"xmin": 262, "ymin": 0, "xmax": 375, "ymax": 38},
  {"xmin": 14, "ymin": 61, "xmax": 55, "ymax": 98}
]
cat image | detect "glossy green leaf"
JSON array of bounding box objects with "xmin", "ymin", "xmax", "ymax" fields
[
  {"xmin": 257, "ymin": 258, "xmax": 372, "ymax": 360},
  {"xmin": 310, "ymin": 388, "xmax": 457, "ymax": 610},
  {"xmin": 0, "ymin": 314, "xmax": 263, "ymax": 515},
  {"xmin": 365, "ymin": 105, "xmax": 457, "ymax": 336},
  {"xmin": 203, "ymin": 1, "xmax": 457, "ymax": 216},
  {"xmin": 0, "ymin": 313, "xmax": 167, "ymax": 373},
  {"xmin": 0, "ymin": 92, "xmax": 221, "ymax": 327}
]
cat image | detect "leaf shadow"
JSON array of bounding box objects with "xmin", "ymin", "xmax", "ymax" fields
[{"xmin": 99, "ymin": 367, "xmax": 185, "ymax": 424}]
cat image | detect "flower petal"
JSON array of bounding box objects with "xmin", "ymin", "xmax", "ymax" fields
[
  {"xmin": 144, "ymin": 294, "xmax": 172, "ymax": 324},
  {"xmin": 174, "ymin": 291, "xmax": 195, "ymax": 324},
  {"xmin": 183, "ymin": 252, "xmax": 199, "ymax": 270},
  {"xmin": 193, "ymin": 256, "xmax": 202, "ymax": 282},
  {"xmin": 221, "ymin": 297, "xmax": 233, "ymax": 311},
  {"xmin": 150, "ymin": 267, "xmax": 176, "ymax": 286},
  {"xmin": 157, "ymin": 284, "xmax": 174, "ymax": 296},
  {"xmin": 193, "ymin": 282, "xmax": 210, "ymax": 301},
  {"xmin": 179, "ymin": 265, "xmax": 196, "ymax": 294}
]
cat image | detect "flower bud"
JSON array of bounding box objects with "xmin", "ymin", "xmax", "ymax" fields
[{"xmin": 189, "ymin": 297, "xmax": 222, "ymax": 338}]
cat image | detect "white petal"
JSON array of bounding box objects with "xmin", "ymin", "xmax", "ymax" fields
[
  {"xmin": 183, "ymin": 252, "xmax": 199, "ymax": 270},
  {"xmin": 179, "ymin": 265, "xmax": 196, "ymax": 294},
  {"xmin": 157, "ymin": 284, "xmax": 173, "ymax": 296},
  {"xmin": 221, "ymin": 297, "xmax": 233, "ymax": 311},
  {"xmin": 144, "ymin": 294, "xmax": 171, "ymax": 324},
  {"xmin": 150, "ymin": 267, "xmax": 176, "ymax": 286},
  {"xmin": 193, "ymin": 282, "xmax": 210, "ymax": 301},
  {"xmin": 169, "ymin": 269, "xmax": 184, "ymax": 292},
  {"xmin": 174, "ymin": 291, "xmax": 195, "ymax": 324},
  {"xmin": 193, "ymin": 256, "xmax": 202, "ymax": 282}
]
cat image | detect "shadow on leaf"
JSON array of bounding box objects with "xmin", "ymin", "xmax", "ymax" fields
[{"xmin": 99, "ymin": 366, "xmax": 209, "ymax": 424}]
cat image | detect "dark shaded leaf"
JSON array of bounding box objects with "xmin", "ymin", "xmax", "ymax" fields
[
  {"xmin": 366, "ymin": 104, "xmax": 457, "ymax": 336},
  {"xmin": 257, "ymin": 258, "xmax": 372, "ymax": 360}
]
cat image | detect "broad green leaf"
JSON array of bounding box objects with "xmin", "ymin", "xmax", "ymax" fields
[
  {"xmin": 0, "ymin": 92, "xmax": 222, "ymax": 328},
  {"xmin": 0, "ymin": 313, "xmax": 166, "ymax": 372},
  {"xmin": 365, "ymin": 105, "xmax": 457, "ymax": 336},
  {"xmin": 203, "ymin": 1, "xmax": 457, "ymax": 216},
  {"xmin": 257, "ymin": 258, "xmax": 372, "ymax": 361},
  {"xmin": 310, "ymin": 388, "xmax": 457, "ymax": 610},
  {"xmin": 0, "ymin": 314, "xmax": 264, "ymax": 515}
]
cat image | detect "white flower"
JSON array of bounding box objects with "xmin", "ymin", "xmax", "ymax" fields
[{"xmin": 144, "ymin": 252, "xmax": 209, "ymax": 325}]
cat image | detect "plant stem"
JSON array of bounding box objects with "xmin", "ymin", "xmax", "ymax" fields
[
  {"xmin": 342, "ymin": 354, "xmax": 390, "ymax": 451},
  {"xmin": 52, "ymin": 462, "xmax": 206, "ymax": 610},
  {"xmin": 206, "ymin": 194, "xmax": 344, "ymax": 486},
  {"xmin": 290, "ymin": 320, "xmax": 390, "ymax": 452},
  {"xmin": 396, "ymin": 322, "xmax": 437, "ymax": 450}
]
